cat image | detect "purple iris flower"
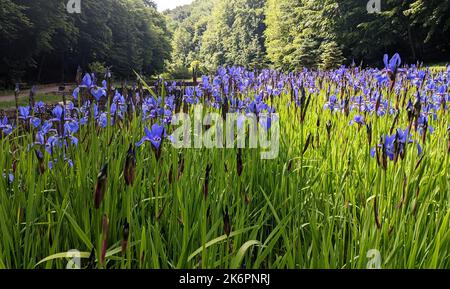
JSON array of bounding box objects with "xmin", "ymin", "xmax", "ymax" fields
[
  {"xmin": 383, "ymin": 53, "xmax": 401, "ymax": 72},
  {"xmin": 91, "ymin": 87, "xmax": 106, "ymax": 101},
  {"xmin": 417, "ymin": 115, "xmax": 434, "ymax": 135},
  {"xmin": 31, "ymin": 117, "xmax": 41, "ymax": 128},
  {"xmin": 48, "ymin": 157, "xmax": 74, "ymax": 170},
  {"xmin": 349, "ymin": 115, "xmax": 365, "ymax": 126},
  {"xmin": 34, "ymin": 101, "xmax": 45, "ymax": 113},
  {"xmin": 98, "ymin": 113, "xmax": 108, "ymax": 128},
  {"xmin": 0, "ymin": 117, "xmax": 13, "ymax": 135},
  {"xmin": 324, "ymin": 95, "xmax": 339, "ymax": 111},
  {"xmin": 2, "ymin": 172, "xmax": 14, "ymax": 184},
  {"xmin": 81, "ymin": 73, "xmax": 93, "ymax": 88},
  {"xmin": 73, "ymin": 87, "xmax": 80, "ymax": 100},
  {"xmin": 370, "ymin": 128, "xmax": 422, "ymax": 162},
  {"xmin": 18, "ymin": 106, "xmax": 31, "ymax": 120},
  {"xmin": 137, "ymin": 123, "xmax": 165, "ymax": 150},
  {"xmin": 50, "ymin": 105, "xmax": 64, "ymax": 121}
]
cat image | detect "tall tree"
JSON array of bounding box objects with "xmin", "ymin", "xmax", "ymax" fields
[{"xmin": 200, "ymin": 0, "xmax": 266, "ymax": 70}]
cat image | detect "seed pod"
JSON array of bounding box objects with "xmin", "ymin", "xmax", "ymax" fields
[
  {"xmin": 222, "ymin": 96, "xmax": 229, "ymax": 120},
  {"xmin": 223, "ymin": 206, "xmax": 231, "ymax": 237},
  {"xmin": 415, "ymin": 154, "xmax": 425, "ymax": 170},
  {"xmin": 413, "ymin": 92, "xmax": 421, "ymax": 119},
  {"xmin": 366, "ymin": 123, "xmax": 372, "ymax": 146},
  {"xmin": 300, "ymin": 93, "xmax": 312, "ymax": 123},
  {"xmin": 393, "ymin": 132, "xmax": 400, "ymax": 164},
  {"xmin": 375, "ymin": 93, "xmax": 381, "ymax": 113},
  {"xmin": 389, "ymin": 113, "xmax": 399, "ymax": 135},
  {"xmin": 343, "ymin": 96, "xmax": 350, "ymax": 117},
  {"xmin": 381, "ymin": 147, "xmax": 388, "ymax": 170},
  {"xmin": 122, "ymin": 219, "xmax": 130, "ymax": 255},
  {"xmin": 302, "ymin": 133, "xmax": 312, "ymax": 155},
  {"xmin": 203, "ymin": 164, "xmax": 212, "ymax": 200},
  {"xmin": 326, "ymin": 120, "xmax": 332, "ymax": 139},
  {"xmin": 237, "ymin": 149, "xmax": 243, "ymax": 177},
  {"xmin": 406, "ymin": 99, "xmax": 414, "ymax": 122},
  {"xmin": 124, "ymin": 145, "xmax": 136, "ymax": 186},
  {"xmin": 374, "ymin": 197, "xmax": 382, "ymax": 229},
  {"xmin": 421, "ymin": 118, "xmax": 428, "ymax": 144},
  {"xmin": 12, "ymin": 159, "xmax": 18, "ymax": 173},
  {"xmin": 177, "ymin": 154, "xmax": 185, "ymax": 180},
  {"xmin": 94, "ymin": 164, "xmax": 108, "ymax": 209},
  {"xmin": 287, "ymin": 159, "xmax": 293, "ymax": 172},
  {"xmin": 101, "ymin": 214, "xmax": 109, "ymax": 265}
]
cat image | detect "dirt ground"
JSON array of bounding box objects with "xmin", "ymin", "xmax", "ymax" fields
[{"xmin": 0, "ymin": 84, "xmax": 74, "ymax": 102}]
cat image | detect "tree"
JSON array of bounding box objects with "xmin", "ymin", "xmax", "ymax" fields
[
  {"xmin": 200, "ymin": 0, "xmax": 266, "ymax": 70},
  {"xmin": 0, "ymin": 0, "xmax": 172, "ymax": 86}
]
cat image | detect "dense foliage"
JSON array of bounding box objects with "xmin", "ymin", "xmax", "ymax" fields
[
  {"xmin": 1, "ymin": 0, "xmax": 449, "ymax": 85},
  {"xmin": 167, "ymin": 0, "xmax": 450, "ymax": 74},
  {"xmin": 0, "ymin": 0, "xmax": 171, "ymax": 86}
]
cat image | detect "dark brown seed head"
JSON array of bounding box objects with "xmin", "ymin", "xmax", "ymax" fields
[
  {"xmin": 177, "ymin": 154, "xmax": 185, "ymax": 179},
  {"xmin": 302, "ymin": 133, "xmax": 312, "ymax": 155},
  {"xmin": 413, "ymin": 92, "xmax": 422, "ymax": 118},
  {"xmin": 343, "ymin": 97, "xmax": 350, "ymax": 117},
  {"xmin": 203, "ymin": 164, "xmax": 212, "ymax": 199},
  {"xmin": 94, "ymin": 164, "xmax": 108, "ymax": 209},
  {"xmin": 366, "ymin": 123, "xmax": 372, "ymax": 146},
  {"xmin": 374, "ymin": 197, "xmax": 382, "ymax": 229},
  {"xmin": 237, "ymin": 149, "xmax": 243, "ymax": 177},
  {"xmin": 287, "ymin": 159, "xmax": 293, "ymax": 172},
  {"xmin": 124, "ymin": 144, "xmax": 136, "ymax": 186},
  {"xmin": 326, "ymin": 120, "xmax": 332, "ymax": 139},
  {"xmin": 101, "ymin": 214, "xmax": 109, "ymax": 265},
  {"xmin": 122, "ymin": 218, "xmax": 130, "ymax": 255},
  {"xmin": 222, "ymin": 96, "xmax": 229, "ymax": 120}
]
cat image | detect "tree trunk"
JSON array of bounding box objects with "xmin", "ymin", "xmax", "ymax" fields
[
  {"xmin": 407, "ymin": 24, "xmax": 417, "ymax": 61},
  {"xmin": 37, "ymin": 55, "xmax": 46, "ymax": 84}
]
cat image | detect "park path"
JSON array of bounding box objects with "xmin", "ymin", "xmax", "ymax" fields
[{"xmin": 0, "ymin": 84, "xmax": 74, "ymax": 102}]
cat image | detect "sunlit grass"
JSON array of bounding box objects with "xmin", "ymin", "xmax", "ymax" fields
[{"xmin": 0, "ymin": 93, "xmax": 63, "ymax": 110}]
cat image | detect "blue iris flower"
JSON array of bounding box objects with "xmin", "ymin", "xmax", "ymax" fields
[
  {"xmin": 2, "ymin": 172, "xmax": 14, "ymax": 184},
  {"xmin": 137, "ymin": 123, "xmax": 165, "ymax": 150},
  {"xmin": 18, "ymin": 106, "xmax": 31, "ymax": 120},
  {"xmin": 349, "ymin": 115, "xmax": 365, "ymax": 126},
  {"xmin": 81, "ymin": 73, "xmax": 93, "ymax": 88},
  {"xmin": 383, "ymin": 53, "xmax": 401, "ymax": 72},
  {"xmin": 370, "ymin": 128, "xmax": 422, "ymax": 161},
  {"xmin": 0, "ymin": 116, "xmax": 13, "ymax": 135}
]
